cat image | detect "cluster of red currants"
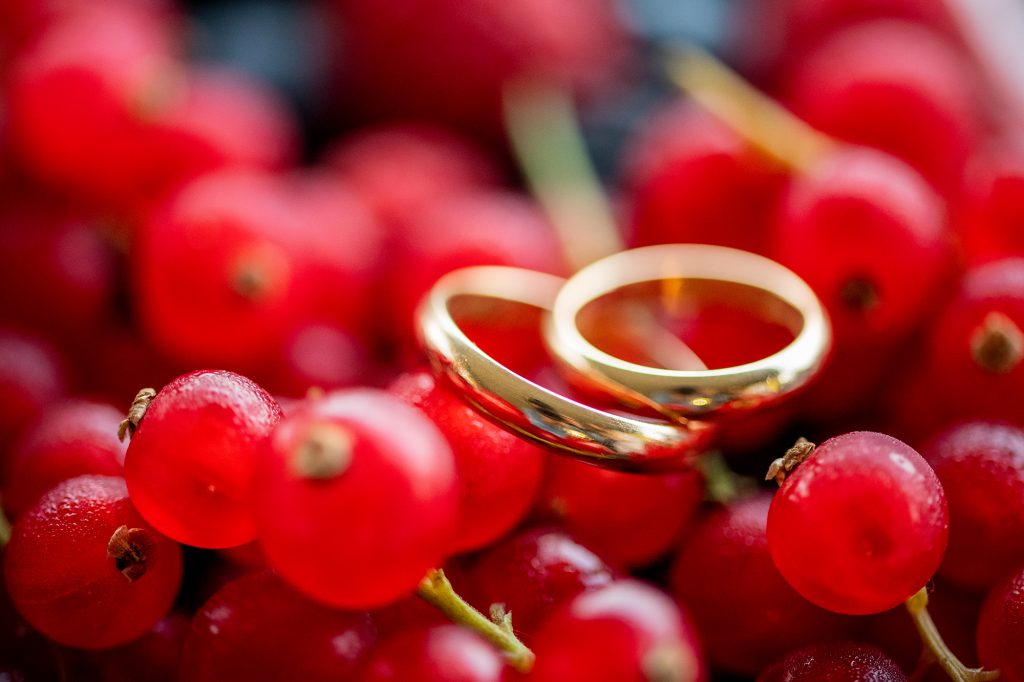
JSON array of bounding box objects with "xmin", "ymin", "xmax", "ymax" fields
[{"xmin": 1, "ymin": 0, "xmax": 1024, "ymax": 680}]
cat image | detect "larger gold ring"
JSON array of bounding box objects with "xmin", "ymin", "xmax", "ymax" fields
[
  {"xmin": 416, "ymin": 265, "xmax": 715, "ymax": 471},
  {"xmin": 545, "ymin": 244, "xmax": 831, "ymax": 416}
]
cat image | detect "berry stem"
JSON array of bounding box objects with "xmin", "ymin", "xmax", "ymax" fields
[
  {"xmin": 664, "ymin": 46, "xmax": 834, "ymax": 173},
  {"xmin": 416, "ymin": 568, "xmax": 536, "ymax": 673},
  {"xmin": 503, "ymin": 78, "xmax": 623, "ymax": 271},
  {"xmin": 904, "ymin": 587, "xmax": 1000, "ymax": 682}
]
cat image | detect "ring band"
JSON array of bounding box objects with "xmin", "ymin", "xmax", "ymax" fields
[
  {"xmin": 545, "ymin": 244, "xmax": 831, "ymax": 416},
  {"xmin": 416, "ymin": 265, "xmax": 715, "ymax": 471}
]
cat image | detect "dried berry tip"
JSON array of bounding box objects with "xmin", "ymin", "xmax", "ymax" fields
[
  {"xmin": 971, "ymin": 312, "xmax": 1023, "ymax": 374},
  {"xmin": 106, "ymin": 525, "xmax": 150, "ymax": 582},
  {"xmin": 765, "ymin": 437, "xmax": 816, "ymax": 486},
  {"xmin": 290, "ymin": 423, "xmax": 354, "ymax": 480},
  {"xmin": 118, "ymin": 387, "xmax": 156, "ymax": 442},
  {"xmin": 840, "ymin": 276, "xmax": 880, "ymax": 312}
]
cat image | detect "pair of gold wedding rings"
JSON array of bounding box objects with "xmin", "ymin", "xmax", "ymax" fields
[{"xmin": 416, "ymin": 244, "xmax": 832, "ymax": 472}]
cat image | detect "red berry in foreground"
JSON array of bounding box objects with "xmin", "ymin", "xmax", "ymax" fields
[
  {"xmin": 357, "ymin": 625, "xmax": 502, "ymax": 682},
  {"xmin": 390, "ymin": 370, "xmax": 545, "ymax": 551},
  {"xmin": 767, "ymin": 432, "xmax": 948, "ymax": 615},
  {"xmin": 3, "ymin": 399, "xmax": 126, "ymax": 519},
  {"xmin": 977, "ymin": 566, "xmax": 1024, "ymax": 682},
  {"xmin": 467, "ymin": 527, "xmax": 615, "ymax": 639},
  {"xmin": 528, "ymin": 580, "xmax": 706, "ymax": 682},
  {"xmin": 125, "ymin": 370, "xmax": 282, "ymax": 548},
  {"xmin": 536, "ymin": 456, "xmax": 704, "ymax": 568},
  {"xmin": 923, "ymin": 422, "xmax": 1024, "ymax": 590},
  {"xmin": 758, "ymin": 641, "xmax": 907, "ymax": 681},
  {"xmin": 670, "ymin": 494, "xmax": 854, "ymax": 675},
  {"xmin": 181, "ymin": 571, "xmax": 376, "ymax": 682},
  {"xmin": 3, "ymin": 475, "xmax": 182, "ymax": 649},
  {"xmin": 255, "ymin": 389, "xmax": 457, "ymax": 607}
]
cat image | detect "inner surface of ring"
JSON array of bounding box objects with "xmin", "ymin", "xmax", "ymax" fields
[{"xmin": 575, "ymin": 279, "xmax": 802, "ymax": 371}]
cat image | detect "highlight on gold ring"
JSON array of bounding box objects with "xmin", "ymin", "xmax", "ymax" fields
[
  {"xmin": 415, "ymin": 265, "xmax": 715, "ymax": 472},
  {"xmin": 545, "ymin": 244, "xmax": 832, "ymax": 417}
]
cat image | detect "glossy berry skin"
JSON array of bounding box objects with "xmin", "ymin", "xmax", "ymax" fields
[
  {"xmin": 924, "ymin": 258, "xmax": 1024, "ymax": 425},
  {"xmin": 773, "ymin": 146, "xmax": 951, "ymax": 347},
  {"xmin": 622, "ymin": 102, "xmax": 786, "ymax": 255},
  {"xmin": 3, "ymin": 475, "xmax": 182, "ymax": 649},
  {"xmin": 528, "ymin": 580, "xmax": 706, "ymax": 682},
  {"xmin": 785, "ymin": 20, "xmax": 981, "ymax": 193},
  {"xmin": 390, "ymin": 370, "xmax": 545, "ymax": 551},
  {"xmin": 758, "ymin": 641, "xmax": 907, "ymax": 681},
  {"xmin": 0, "ymin": 329, "xmax": 66, "ymax": 453},
  {"xmin": 957, "ymin": 144, "xmax": 1024, "ymax": 263},
  {"xmin": 357, "ymin": 625, "xmax": 502, "ymax": 682},
  {"xmin": 923, "ymin": 422, "xmax": 1024, "ymax": 590},
  {"xmin": 670, "ymin": 494, "xmax": 854, "ymax": 675},
  {"xmin": 977, "ymin": 566, "xmax": 1024, "ymax": 682},
  {"xmin": 181, "ymin": 571, "xmax": 375, "ymax": 682},
  {"xmin": 3, "ymin": 399, "xmax": 127, "ymax": 519},
  {"xmin": 467, "ymin": 527, "xmax": 615, "ymax": 639},
  {"xmin": 535, "ymin": 455, "xmax": 704, "ymax": 568},
  {"xmin": 125, "ymin": 370, "xmax": 283, "ymax": 548},
  {"xmin": 255, "ymin": 388, "xmax": 457, "ymax": 608},
  {"xmin": 767, "ymin": 432, "xmax": 948, "ymax": 615}
]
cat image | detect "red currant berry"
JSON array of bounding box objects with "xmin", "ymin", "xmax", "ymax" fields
[
  {"xmin": 758, "ymin": 641, "xmax": 908, "ymax": 681},
  {"xmin": 331, "ymin": 0, "xmax": 628, "ymax": 138},
  {"xmin": 357, "ymin": 624, "xmax": 502, "ymax": 682},
  {"xmin": 124, "ymin": 370, "xmax": 282, "ymax": 548},
  {"xmin": 3, "ymin": 399, "xmax": 127, "ymax": 519},
  {"xmin": 535, "ymin": 455, "xmax": 704, "ymax": 568},
  {"xmin": 922, "ymin": 422, "xmax": 1024, "ymax": 589},
  {"xmin": 3, "ymin": 475, "xmax": 182, "ymax": 649},
  {"xmin": 767, "ymin": 432, "xmax": 948, "ymax": 615},
  {"xmin": 0, "ymin": 329, "xmax": 66, "ymax": 452},
  {"xmin": 925, "ymin": 258, "xmax": 1024, "ymax": 425},
  {"xmin": 0, "ymin": 204, "xmax": 115, "ymax": 339},
  {"xmin": 773, "ymin": 145, "xmax": 952, "ymax": 347},
  {"xmin": 324, "ymin": 123, "xmax": 500, "ymax": 229},
  {"xmin": 181, "ymin": 571, "xmax": 376, "ymax": 682},
  {"xmin": 669, "ymin": 494, "xmax": 854, "ymax": 675},
  {"xmin": 255, "ymin": 388, "xmax": 457, "ymax": 607},
  {"xmin": 528, "ymin": 580, "xmax": 706, "ymax": 682},
  {"xmin": 5, "ymin": 4, "xmax": 179, "ymax": 204},
  {"xmin": 261, "ymin": 322, "xmax": 370, "ymax": 397},
  {"xmin": 383, "ymin": 188, "xmax": 565, "ymax": 350},
  {"xmin": 977, "ymin": 566, "xmax": 1024, "ymax": 682},
  {"xmin": 784, "ymin": 20, "xmax": 982, "ymax": 193},
  {"xmin": 957, "ymin": 143, "xmax": 1024, "ymax": 263},
  {"xmin": 467, "ymin": 527, "xmax": 615, "ymax": 639},
  {"xmin": 622, "ymin": 101, "xmax": 786, "ymax": 255},
  {"xmin": 390, "ymin": 370, "xmax": 545, "ymax": 551}
]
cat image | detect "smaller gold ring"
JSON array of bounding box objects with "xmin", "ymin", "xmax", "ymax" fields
[
  {"xmin": 545, "ymin": 244, "xmax": 831, "ymax": 416},
  {"xmin": 416, "ymin": 265, "xmax": 714, "ymax": 471}
]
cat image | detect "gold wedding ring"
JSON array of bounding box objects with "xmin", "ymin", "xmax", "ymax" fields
[
  {"xmin": 416, "ymin": 265, "xmax": 715, "ymax": 471},
  {"xmin": 545, "ymin": 244, "xmax": 831, "ymax": 416}
]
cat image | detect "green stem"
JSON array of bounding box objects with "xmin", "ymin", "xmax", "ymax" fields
[
  {"xmin": 905, "ymin": 587, "xmax": 1000, "ymax": 682},
  {"xmin": 417, "ymin": 568, "xmax": 535, "ymax": 673},
  {"xmin": 664, "ymin": 46, "xmax": 834, "ymax": 173},
  {"xmin": 503, "ymin": 78, "xmax": 624, "ymax": 272}
]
